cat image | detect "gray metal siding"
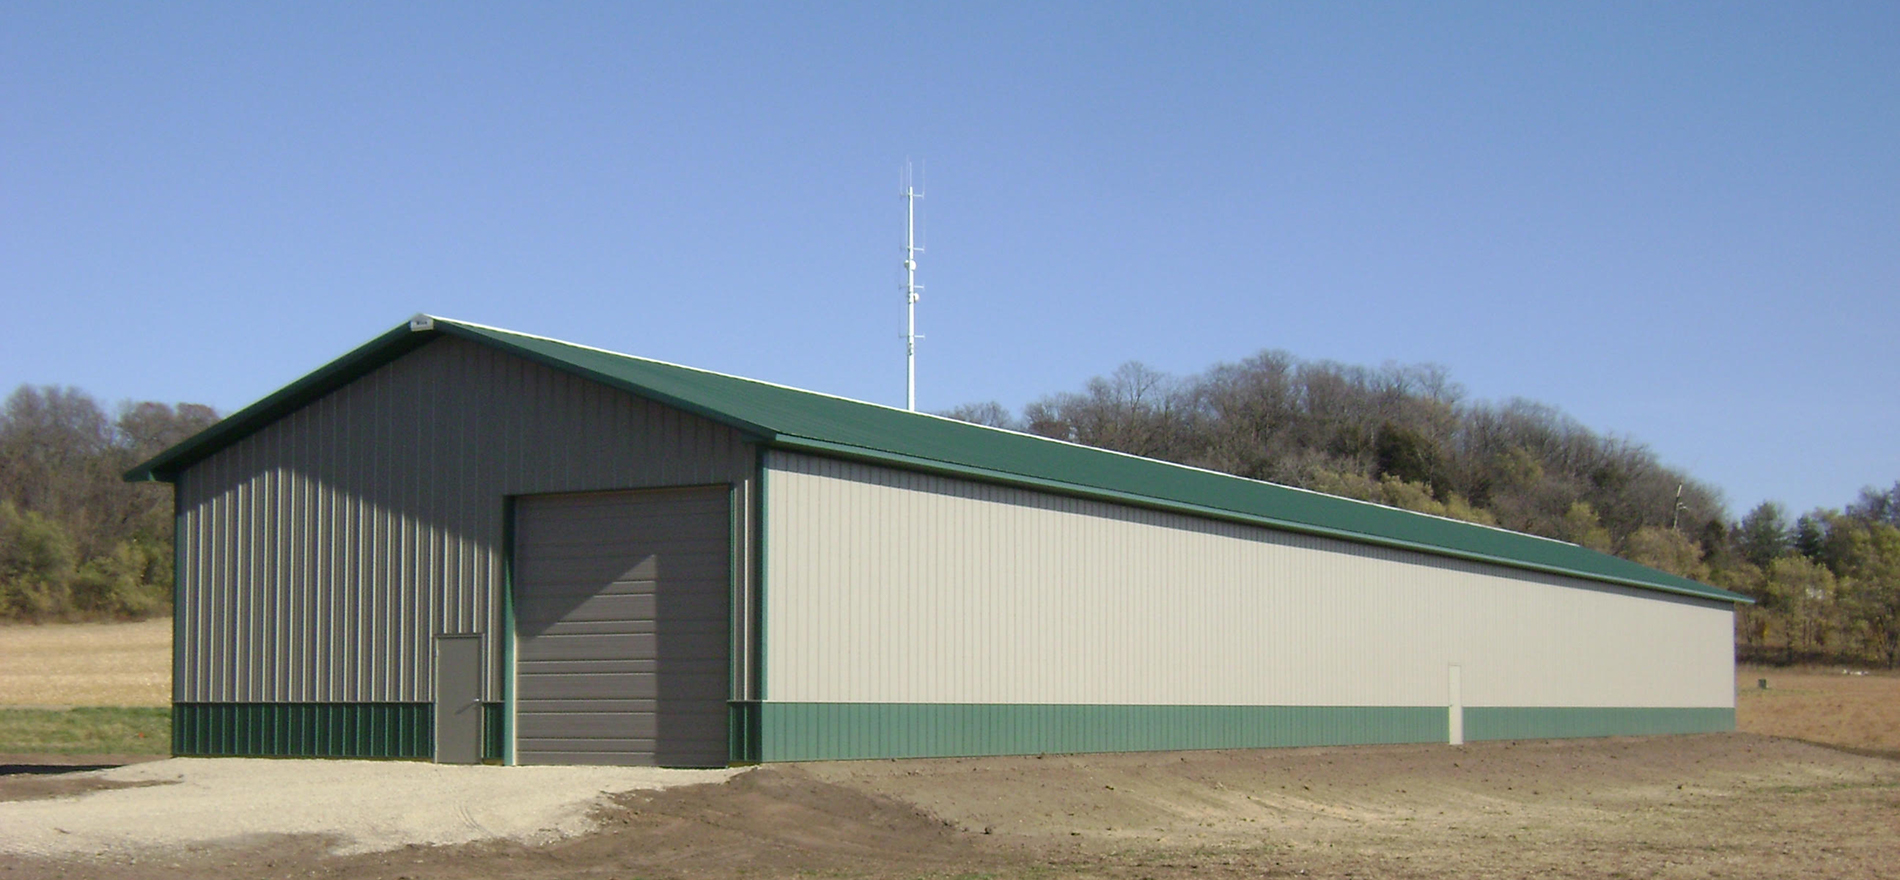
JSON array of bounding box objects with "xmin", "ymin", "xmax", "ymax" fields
[
  {"xmin": 514, "ymin": 487, "xmax": 730, "ymax": 767},
  {"xmin": 174, "ymin": 336, "xmax": 757, "ymax": 704}
]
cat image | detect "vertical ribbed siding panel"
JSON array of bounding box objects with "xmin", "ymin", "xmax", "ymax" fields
[
  {"xmin": 173, "ymin": 337, "xmax": 757, "ymax": 709},
  {"xmin": 762, "ymin": 451, "xmax": 1734, "ymax": 714}
]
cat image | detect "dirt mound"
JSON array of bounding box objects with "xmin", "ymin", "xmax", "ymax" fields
[{"xmin": 559, "ymin": 768, "xmax": 1006, "ymax": 875}]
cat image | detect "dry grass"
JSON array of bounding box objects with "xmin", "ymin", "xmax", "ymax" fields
[
  {"xmin": 1736, "ymin": 663, "xmax": 1900, "ymax": 753},
  {"xmin": 0, "ymin": 619, "xmax": 170, "ymax": 707}
]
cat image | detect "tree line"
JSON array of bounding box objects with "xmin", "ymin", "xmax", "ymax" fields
[
  {"xmin": 0, "ymin": 385, "xmax": 217, "ymax": 620},
  {"xmin": 944, "ymin": 352, "xmax": 1900, "ymax": 668}
]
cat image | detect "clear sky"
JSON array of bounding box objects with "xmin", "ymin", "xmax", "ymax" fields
[{"xmin": 3, "ymin": 3, "xmax": 1894, "ymax": 517}]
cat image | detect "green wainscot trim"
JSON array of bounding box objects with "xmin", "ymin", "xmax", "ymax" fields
[
  {"xmin": 173, "ymin": 703, "xmax": 433, "ymax": 759},
  {"xmin": 1464, "ymin": 706, "xmax": 1735, "ymax": 741},
  {"xmin": 757, "ymin": 703, "xmax": 1448, "ymax": 762}
]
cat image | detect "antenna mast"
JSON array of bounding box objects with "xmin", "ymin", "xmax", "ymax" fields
[{"xmin": 903, "ymin": 162, "xmax": 925, "ymax": 411}]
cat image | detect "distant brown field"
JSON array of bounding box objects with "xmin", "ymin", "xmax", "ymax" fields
[
  {"xmin": 0, "ymin": 620, "xmax": 170, "ymax": 707},
  {"xmin": 1737, "ymin": 664, "xmax": 1900, "ymax": 754}
]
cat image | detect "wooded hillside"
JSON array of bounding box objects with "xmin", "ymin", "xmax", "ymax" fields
[
  {"xmin": 0, "ymin": 386, "xmax": 216, "ymax": 620},
  {"xmin": 945, "ymin": 352, "xmax": 1900, "ymax": 667}
]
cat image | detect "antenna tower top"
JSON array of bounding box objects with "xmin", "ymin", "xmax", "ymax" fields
[{"xmin": 903, "ymin": 161, "xmax": 925, "ymax": 411}]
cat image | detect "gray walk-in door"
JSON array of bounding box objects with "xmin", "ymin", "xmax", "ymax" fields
[
  {"xmin": 434, "ymin": 635, "xmax": 484, "ymax": 763},
  {"xmin": 513, "ymin": 486, "xmax": 730, "ymax": 767}
]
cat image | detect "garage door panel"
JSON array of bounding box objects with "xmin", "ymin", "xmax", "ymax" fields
[
  {"xmin": 518, "ymin": 739, "xmax": 660, "ymax": 756},
  {"xmin": 518, "ymin": 633, "xmax": 658, "ymax": 662},
  {"xmin": 519, "ymin": 657, "xmax": 661, "ymax": 676},
  {"xmin": 523, "ymin": 498, "xmax": 727, "ymax": 524},
  {"xmin": 518, "ymin": 593, "xmax": 659, "ymax": 627},
  {"xmin": 519, "ymin": 616, "xmax": 726, "ymax": 641},
  {"xmin": 519, "ymin": 712, "xmax": 661, "ymax": 739},
  {"xmin": 516, "ymin": 588, "xmax": 729, "ymax": 624},
  {"xmin": 520, "ymin": 744, "xmax": 729, "ymax": 766},
  {"xmin": 518, "ymin": 657, "xmax": 730, "ymax": 677},
  {"xmin": 519, "ymin": 671, "xmax": 660, "ymax": 700},
  {"xmin": 515, "ymin": 577, "xmax": 727, "ymax": 603},
  {"xmin": 518, "ymin": 698, "xmax": 665, "ymax": 714},
  {"xmin": 520, "ymin": 670, "xmax": 729, "ymax": 697},
  {"xmin": 517, "ymin": 536, "xmax": 729, "ymax": 558},
  {"xmin": 513, "ymin": 486, "xmax": 730, "ymax": 768},
  {"xmin": 515, "ymin": 545, "xmax": 728, "ymax": 583},
  {"xmin": 517, "ymin": 709, "xmax": 730, "ymax": 740}
]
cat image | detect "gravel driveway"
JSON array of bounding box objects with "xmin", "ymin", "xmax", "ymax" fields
[{"xmin": 0, "ymin": 758, "xmax": 745, "ymax": 857}]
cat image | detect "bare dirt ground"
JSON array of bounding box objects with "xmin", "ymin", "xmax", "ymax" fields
[
  {"xmin": 0, "ymin": 620, "xmax": 170, "ymax": 707},
  {"xmin": 3, "ymin": 733, "xmax": 1895, "ymax": 879},
  {"xmin": 2, "ymin": 622, "xmax": 1895, "ymax": 879}
]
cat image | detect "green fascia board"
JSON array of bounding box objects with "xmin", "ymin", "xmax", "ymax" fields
[{"xmin": 127, "ymin": 315, "xmax": 1749, "ymax": 605}]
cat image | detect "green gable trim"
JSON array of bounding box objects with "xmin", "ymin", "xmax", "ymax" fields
[
  {"xmin": 124, "ymin": 324, "xmax": 430, "ymax": 482},
  {"xmin": 1464, "ymin": 706, "xmax": 1734, "ymax": 741},
  {"xmin": 173, "ymin": 702, "xmax": 433, "ymax": 759},
  {"xmin": 756, "ymin": 703, "xmax": 1447, "ymax": 762},
  {"xmin": 127, "ymin": 315, "xmax": 1748, "ymax": 605}
]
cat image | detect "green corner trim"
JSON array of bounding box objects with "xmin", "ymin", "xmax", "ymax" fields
[
  {"xmin": 501, "ymin": 494, "xmax": 518, "ymax": 766},
  {"xmin": 757, "ymin": 703, "xmax": 1446, "ymax": 762},
  {"xmin": 730, "ymin": 701, "xmax": 763, "ymax": 763},
  {"xmin": 173, "ymin": 703, "xmax": 433, "ymax": 759},
  {"xmin": 1464, "ymin": 706, "xmax": 1734, "ymax": 741},
  {"xmin": 482, "ymin": 703, "xmax": 505, "ymax": 761}
]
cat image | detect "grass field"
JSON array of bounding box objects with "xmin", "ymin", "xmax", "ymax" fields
[{"xmin": 0, "ymin": 707, "xmax": 170, "ymax": 755}]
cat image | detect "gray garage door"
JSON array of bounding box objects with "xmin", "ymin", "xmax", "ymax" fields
[{"xmin": 513, "ymin": 486, "xmax": 730, "ymax": 767}]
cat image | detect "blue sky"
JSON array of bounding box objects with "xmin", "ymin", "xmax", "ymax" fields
[{"xmin": 3, "ymin": 2, "xmax": 1894, "ymax": 517}]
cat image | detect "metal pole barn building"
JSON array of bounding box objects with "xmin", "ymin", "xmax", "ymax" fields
[{"xmin": 127, "ymin": 316, "xmax": 1748, "ymax": 767}]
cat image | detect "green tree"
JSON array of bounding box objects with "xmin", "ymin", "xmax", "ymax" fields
[
  {"xmin": 1623, "ymin": 526, "xmax": 1711, "ymax": 582},
  {"xmin": 1761, "ymin": 556, "xmax": 1839, "ymax": 656},
  {"xmin": 1559, "ymin": 501, "xmax": 1613, "ymax": 552},
  {"xmin": 1735, "ymin": 501, "xmax": 1790, "ymax": 568},
  {"xmin": 1833, "ymin": 521, "xmax": 1900, "ymax": 666},
  {"xmin": 0, "ymin": 501, "xmax": 77, "ymax": 619}
]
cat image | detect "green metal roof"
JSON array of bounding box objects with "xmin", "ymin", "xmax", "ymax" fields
[{"xmin": 129, "ymin": 316, "xmax": 1750, "ymax": 605}]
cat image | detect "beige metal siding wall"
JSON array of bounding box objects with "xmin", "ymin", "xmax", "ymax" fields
[
  {"xmin": 174, "ymin": 337, "xmax": 757, "ymax": 704},
  {"xmin": 762, "ymin": 451, "xmax": 1733, "ymax": 710}
]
